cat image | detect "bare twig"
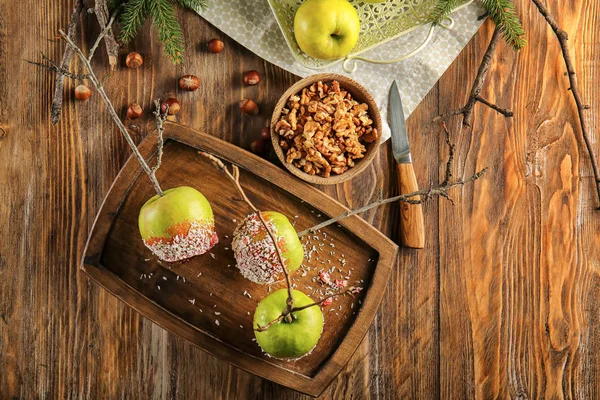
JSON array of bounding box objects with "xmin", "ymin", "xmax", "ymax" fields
[
  {"xmin": 50, "ymin": 0, "xmax": 83, "ymax": 125},
  {"xmin": 254, "ymin": 287, "xmax": 363, "ymax": 332},
  {"xmin": 88, "ymin": 7, "xmax": 119, "ymax": 62},
  {"xmin": 532, "ymin": 0, "xmax": 600, "ymax": 208},
  {"xmin": 199, "ymin": 152, "xmax": 295, "ymax": 318},
  {"xmin": 254, "ymin": 314, "xmax": 285, "ymax": 332},
  {"xmin": 434, "ymin": 27, "xmax": 513, "ymax": 128},
  {"xmin": 474, "ymin": 96, "xmax": 514, "ymax": 117},
  {"xmin": 152, "ymin": 100, "xmax": 167, "ymax": 174},
  {"xmin": 255, "ymin": 125, "xmax": 485, "ymax": 332},
  {"xmin": 58, "ymin": 29, "xmax": 164, "ymax": 197},
  {"xmin": 198, "ymin": 153, "xmax": 258, "ymax": 212},
  {"xmin": 289, "ymin": 287, "xmax": 359, "ymax": 313},
  {"xmin": 441, "ymin": 121, "xmax": 455, "ymax": 186},
  {"xmin": 298, "ymin": 123, "xmax": 486, "ymax": 237},
  {"xmin": 26, "ymin": 59, "xmax": 89, "ymax": 81},
  {"xmin": 94, "ymin": 0, "xmax": 119, "ymax": 70}
]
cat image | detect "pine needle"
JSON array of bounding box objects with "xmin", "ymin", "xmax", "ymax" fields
[
  {"xmin": 430, "ymin": 0, "xmax": 462, "ymax": 25},
  {"xmin": 119, "ymin": 0, "xmax": 149, "ymax": 44},
  {"xmin": 116, "ymin": 0, "xmax": 208, "ymax": 64},
  {"xmin": 176, "ymin": 0, "xmax": 208, "ymax": 14},
  {"xmin": 149, "ymin": 0, "xmax": 185, "ymax": 64},
  {"xmin": 478, "ymin": 0, "xmax": 526, "ymax": 50},
  {"xmin": 430, "ymin": 0, "xmax": 526, "ymax": 50}
]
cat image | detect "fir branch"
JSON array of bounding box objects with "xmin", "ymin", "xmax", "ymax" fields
[
  {"xmin": 117, "ymin": 0, "xmax": 208, "ymax": 64},
  {"xmin": 119, "ymin": 0, "xmax": 149, "ymax": 44},
  {"xmin": 431, "ymin": 0, "xmax": 526, "ymax": 50},
  {"xmin": 478, "ymin": 0, "xmax": 526, "ymax": 50},
  {"xmin": 176, "ymin": 0, "xmax": 208, "ymax": 14},
  {"xmin": 149, "ymin": 0, "xmax": 185, "ymax": 64},
  {"xmin": 430, "ymin": 0, "xmax": 462, "ymax": 25}
]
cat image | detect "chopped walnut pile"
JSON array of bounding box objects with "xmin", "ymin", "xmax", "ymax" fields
[{"xmin": 275, "ymin": 80, "xmax": 379, "ymax": 177}]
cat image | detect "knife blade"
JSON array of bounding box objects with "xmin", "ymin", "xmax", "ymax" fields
[
  {"xmin": 389, "ymin": 81, "xmax": 412, "ymax": 164},
  {"xmin": 388, "ymin": 81, "xmax": 425, "ymax": 249}
]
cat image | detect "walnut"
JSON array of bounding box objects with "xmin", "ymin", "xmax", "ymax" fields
[{"xmin": 276, "ymin": 80, "xmax": 376, "ymax": 177}]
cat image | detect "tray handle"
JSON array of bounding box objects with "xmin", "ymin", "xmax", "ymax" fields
[{"xmin": 342, "ymin": 16, "xmax": 455, "ymax": 74}]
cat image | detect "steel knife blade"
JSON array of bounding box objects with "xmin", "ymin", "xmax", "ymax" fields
[{"xmin": 388, "ymin": 81, "xmax": 412, "ymax": 164}]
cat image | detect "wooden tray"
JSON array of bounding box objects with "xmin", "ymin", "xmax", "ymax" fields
[{"xmin": 81, "ymin": 122, "xmax": 398, "ymax": 397}]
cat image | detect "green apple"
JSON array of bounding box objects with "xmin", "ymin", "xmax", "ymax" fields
[
  {"xmin": 294, "ymin": 0, "xmax": 361, "ymax": 60},
  {"xmin": 139, "ymin": 186, "xmax": 217, "ymax": 262},
  {"xmin": 254, "ymin": 289, "xmax": 324, "ymax": 359},
  {"xmin": 232, "ymin": 211, "xmax": 304, "ymax": 284}
]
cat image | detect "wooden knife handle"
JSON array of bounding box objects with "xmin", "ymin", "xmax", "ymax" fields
[{"xmin": 397, "ymin": 163, "xmax": 425, "ymax": 249}]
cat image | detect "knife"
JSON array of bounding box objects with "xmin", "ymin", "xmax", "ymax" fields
[{"xmin": 389, "ymin": 81, "xmax": 425, "ymax": 249}]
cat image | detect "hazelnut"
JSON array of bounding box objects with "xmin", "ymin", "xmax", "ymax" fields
[
  {"xmin": 160, "ymin": 98, "xmax": 181, "ymax": 115},
  {"xmin": 207, "ymin": 39, "xmax": 224, "ymax": 53},
  {"xmin": 250, "ymin": 138, "xmax": 269, "ymax": 155},
  {"xmin": 260, "ymin": 127, "xmax": 271, "ymax": 140},
  {"xmin": 127, "ymin": 103, "xmax": 143, "ymax": 119},
  {"xmin": 239, "ymin": 98, "xmax": 259, "ymax": 116},
  {"xmin": 74, "ymin": 85, "xmax": 91, "ymax": 101},
  {"xmin": 125, "ymin": 52, "xmax": 143, "ymax": 68},
  {"xmin": 179, "ymin": 75, "xmax": 200, "ymax": 91},
  {"xmin": 243, "ymin": 70, "xmax": 261, "ymax": 86}
]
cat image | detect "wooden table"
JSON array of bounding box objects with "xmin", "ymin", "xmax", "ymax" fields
[{"xmin": 1, "ymin": 1, "xmax": 599, "ymax": 398}]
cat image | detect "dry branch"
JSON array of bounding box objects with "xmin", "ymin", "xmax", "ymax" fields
[
  {"xmin": 532, "ymin": 0, "xmax": 600, "ymax": 208},
  {"xmin": 53, "ymin": 29, "xmax": 164, "ymax": 196},
  {"xmin": 198, "ymin": 152, "xmax": 371, "ymax": 330},
  {"xmin": 152, "ymin": 100, "xmax": 168, "ymax": 174},
  {"xmin": 434, "ymin": 27, "xmax": 513, "ymax": 128},
  {"xmin": 198, "ymin": 152, "xmax": 296, "ymax": 318},
  {"xmin": 50, "ymin": 0, "xmax": 83, "ymax": 125},
  {"xmin": 94, "ymin": 0, "xmax": 119, "ymax": 70},
  {"xmin": 298, "ymin": 123, "xmax": 486, "ymax": 237}
]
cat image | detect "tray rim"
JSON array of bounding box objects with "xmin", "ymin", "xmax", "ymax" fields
[{"xmin": 80, "ymin": 122, "xmax": 398, "ymax": 397}]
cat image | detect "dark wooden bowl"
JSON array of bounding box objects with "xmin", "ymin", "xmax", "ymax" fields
[{"xmin": 270, "ymin": 73, "xmax": 382, "ymax": 185}]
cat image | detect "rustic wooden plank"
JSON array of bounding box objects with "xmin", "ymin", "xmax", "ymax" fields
[
  {"xmin": 1, "ymin": 0, "xmax": 600, "ymax": 398},
  {"xmin": 434, "ymin": 1, "xmax": 600, "ymax": 398}
]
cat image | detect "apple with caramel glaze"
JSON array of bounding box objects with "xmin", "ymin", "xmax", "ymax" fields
[{"xmin": 139, "ymin": 186, "xmax": 217, "ymax": 262}]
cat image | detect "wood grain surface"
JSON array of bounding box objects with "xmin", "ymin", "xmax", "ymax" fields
[{"xmin": 1, "ymin": 0, "xmax": 599, "ymax": 398}]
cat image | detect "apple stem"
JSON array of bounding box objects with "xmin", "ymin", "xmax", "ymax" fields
[
  {"xmin": 56, "ymin": 29, "xmax": 166, "ymax": 198},
  {"xmin": 200, "ymin": 152, "xmax": 370, "ymax": 333},
  {"xmin": 289, "ymin": 287, "xmax": 359, "ymax": 313},
  {"xmin": 199, "ymin": 152, "xmax": 295, "ymax": 310}
]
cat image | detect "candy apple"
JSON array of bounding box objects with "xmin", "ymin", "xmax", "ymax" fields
[
  {"xmin": 254, "ymin": 289, "xmax": 324, "ymax": 359},
  {"xmin": 139, "ymin": 186, "xmax": 218, "ymax": 262},
  {"xmin": 232, "ymin": 211, "xmax": 304, "ymax": 284},
  {"xmin": 294, "ymin": 0, "xmax": 361, "ymax": 60}
]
